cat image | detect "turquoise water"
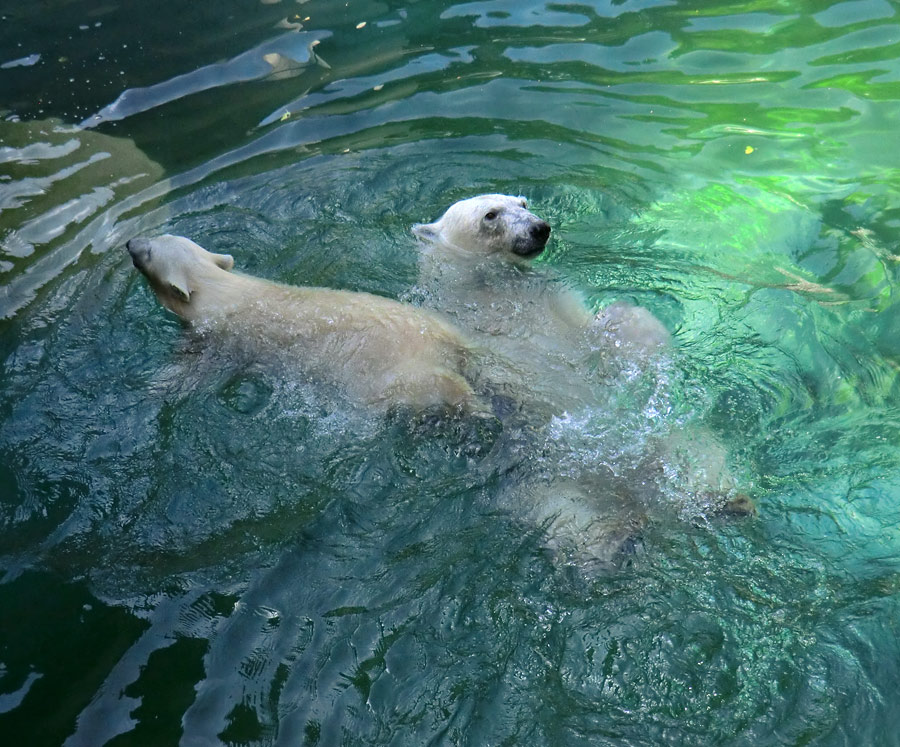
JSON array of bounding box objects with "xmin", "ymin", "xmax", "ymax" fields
[{"xmin": 3, "ymin": 0, "xmax": 900, "ymax": 744}]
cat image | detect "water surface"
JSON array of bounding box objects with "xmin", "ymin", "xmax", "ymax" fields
[{"xmin": 2, "ymin": 1, "xmax": 900, "ymax": 745}]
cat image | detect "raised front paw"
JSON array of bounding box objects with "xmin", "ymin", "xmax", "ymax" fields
[{"xmin": 594, "ymin": 301, "xmax": 670, "ymax": 353}]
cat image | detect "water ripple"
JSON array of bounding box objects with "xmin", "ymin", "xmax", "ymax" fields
[{"xmin": 4, "ymin": 1, "xmax": 900, "ymax": 744}]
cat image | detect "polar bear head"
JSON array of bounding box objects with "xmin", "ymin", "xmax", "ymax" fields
[
  {"xmin": 126, "ymin": 234, "xmax": 234, "ymax": 316},
  {"xmin": 412, "ymin": 194, "xmax": 551, "ymax": 261}
]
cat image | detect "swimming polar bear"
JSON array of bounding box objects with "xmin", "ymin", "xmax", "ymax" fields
[
  {"xmin": 412, "ymin": 194, "xmax": 670, "ymax": 352},
  {"xmin": 412, "ymin": 194, "xmax": 670, "ymax": 415},
  {"xmin": 412, "ymin": 195, "xmax": 753, "ymax": 568},
  {"xmin": 126, "ymin": 234, "xmax": 482, "ymax": 412}
]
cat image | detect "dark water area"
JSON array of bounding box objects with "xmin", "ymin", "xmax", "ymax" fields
[{"xmin": 3, "ymin": 1, "xmax": 900, "ymax": 745}]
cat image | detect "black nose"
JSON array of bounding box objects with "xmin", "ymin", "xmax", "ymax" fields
[
  {"xmin": 531, "ymin": 221, "xmax": 551, "ymax": 242},
  {"xmin": 126, "ymin": 238, "xmax": 151, "ymax": 265}
]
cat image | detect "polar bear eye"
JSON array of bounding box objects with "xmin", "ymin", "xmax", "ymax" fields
[{"xmin": 484, "ymin": 211, "xmax": 498, "ymax": 221}]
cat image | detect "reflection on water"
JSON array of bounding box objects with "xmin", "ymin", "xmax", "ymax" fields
[
  {"xmin": 0, "ymin": 117, "xmax": 168, "ymax": 315},
  {"xmin": 84, "ymin": 32, "xmax": 331, "ymax": 128},
  {"xmin": 3, "ymin": 0, "xmax": 900, "ymax": 744}
]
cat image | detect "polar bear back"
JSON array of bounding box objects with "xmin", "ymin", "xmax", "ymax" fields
[
  {"xmin": 127, "ymin": 234, "xmax": 478, "ymax": 411},
  {"xmin": 202, "ymin": 280, "xmax": 476, "ymax": 408}
]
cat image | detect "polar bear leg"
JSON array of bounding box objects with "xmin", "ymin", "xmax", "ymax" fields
[
  {"xmin": 643, "ymin": 427, "xmax": 756, "ymax": 518},
  {"xmin": 594, "ymin": 301, "xmax": 670, "ymax": 354},
  {"xmin": 383, "ymin": 368, "xmax": 483, "ymax": 414},
  {"xmin": 519, "ymin": 480, "xmax": 646, "ymax": 570}
]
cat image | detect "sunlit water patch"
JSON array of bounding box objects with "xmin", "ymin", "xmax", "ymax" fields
[{"xmin": 3, "ymin": 0, "xmax": 900, "ymax": 744}]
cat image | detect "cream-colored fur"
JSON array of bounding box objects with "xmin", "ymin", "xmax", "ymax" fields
[
  {"xmin": 412, "ymin": 194, "xmax": 670, "ymax": 415},
  {"xmin": 413, "ymin": 196, "xmax": 751, "ymax": 567},
  {"xmin": 127, "ymin": 234, "xmax": 479, "ymax": 411},
  {"xmin": 413, "ymin": 194, "xmax": 670, "ymax": 352}
]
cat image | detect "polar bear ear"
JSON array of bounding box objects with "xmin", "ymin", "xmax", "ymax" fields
[
  {"xmin": 168, "ymin": 280, "xmax": 191, "ymax": 303},
  {"xmin": 412, "ymin": 222, "xmax": 439, "ymax": 242},
  {"xmin": 212, "ymin": 252, "xmax": 234, "ymax": 271},
  {"xmin": 163, "ymin": 267, "xmax": 192, "ymax": 303}
]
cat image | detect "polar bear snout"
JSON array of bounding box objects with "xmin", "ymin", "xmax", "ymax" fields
[
  {"xmin": 534, "ymin": 221, "xmax": 551, "ymax": 240},
  {"xmin": 126, "ymin": 237, "xmax": 152, "ymax": 269},
  {"xmin": 511, "ymin": 220, "xmax": 551, "ymax": 258}
]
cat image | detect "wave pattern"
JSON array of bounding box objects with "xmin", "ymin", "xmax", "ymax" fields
[{"xmin": 3, "ymin": 1, "xmax": 900, "ymax": 744}]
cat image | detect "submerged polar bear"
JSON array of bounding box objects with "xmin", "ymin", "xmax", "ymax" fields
[
  {"xmin": 412, "ymin": 194, "xmax": 670, "ymax": 413},
  {"xmin": 412, "ymin": 194, "xmax": 670, "ymax": 347},
  {"xmin": 412, "ymin": 195, "xmax": 753, "ymax": 567},
  {"xmin": 126, "ymin": 234, "xmax": 482, "ymax": 411}
]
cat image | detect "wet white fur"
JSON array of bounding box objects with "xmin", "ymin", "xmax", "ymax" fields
[
  {"xmin": 413, "ymin": 195, "xmax": 745, "ymax": 568},
  {"xmin": 128, "ymin": 234, "xmax": 480, "ymax": 411},
  {"xmin": 412, "ymin": 194, "xmax": 670, "ymax": 413}
]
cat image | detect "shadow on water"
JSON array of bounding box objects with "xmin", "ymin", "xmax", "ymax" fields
[{"xmin": 3, "ymin": 0, "xmax": 900, "ymax": 745}]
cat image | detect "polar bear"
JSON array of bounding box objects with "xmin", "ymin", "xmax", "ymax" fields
[
  {"xmin": 412, "ymin": 195, "xmax": 753, "ymax": 567},
  {"xmin": 412, "ymin": 194, "xmax": 671, "ymax": 352},
  {"xmin": 411, "ymin": 194, "xmax": 670, "ymax": 416},
  {"xmin": 126, "ymin": 234, "xmax": 482, "ymax": 411}
]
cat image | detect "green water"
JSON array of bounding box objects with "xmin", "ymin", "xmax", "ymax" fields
[{"xmin": 3, "ymin": 0, "xmax": 900, "ymax": 744}]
